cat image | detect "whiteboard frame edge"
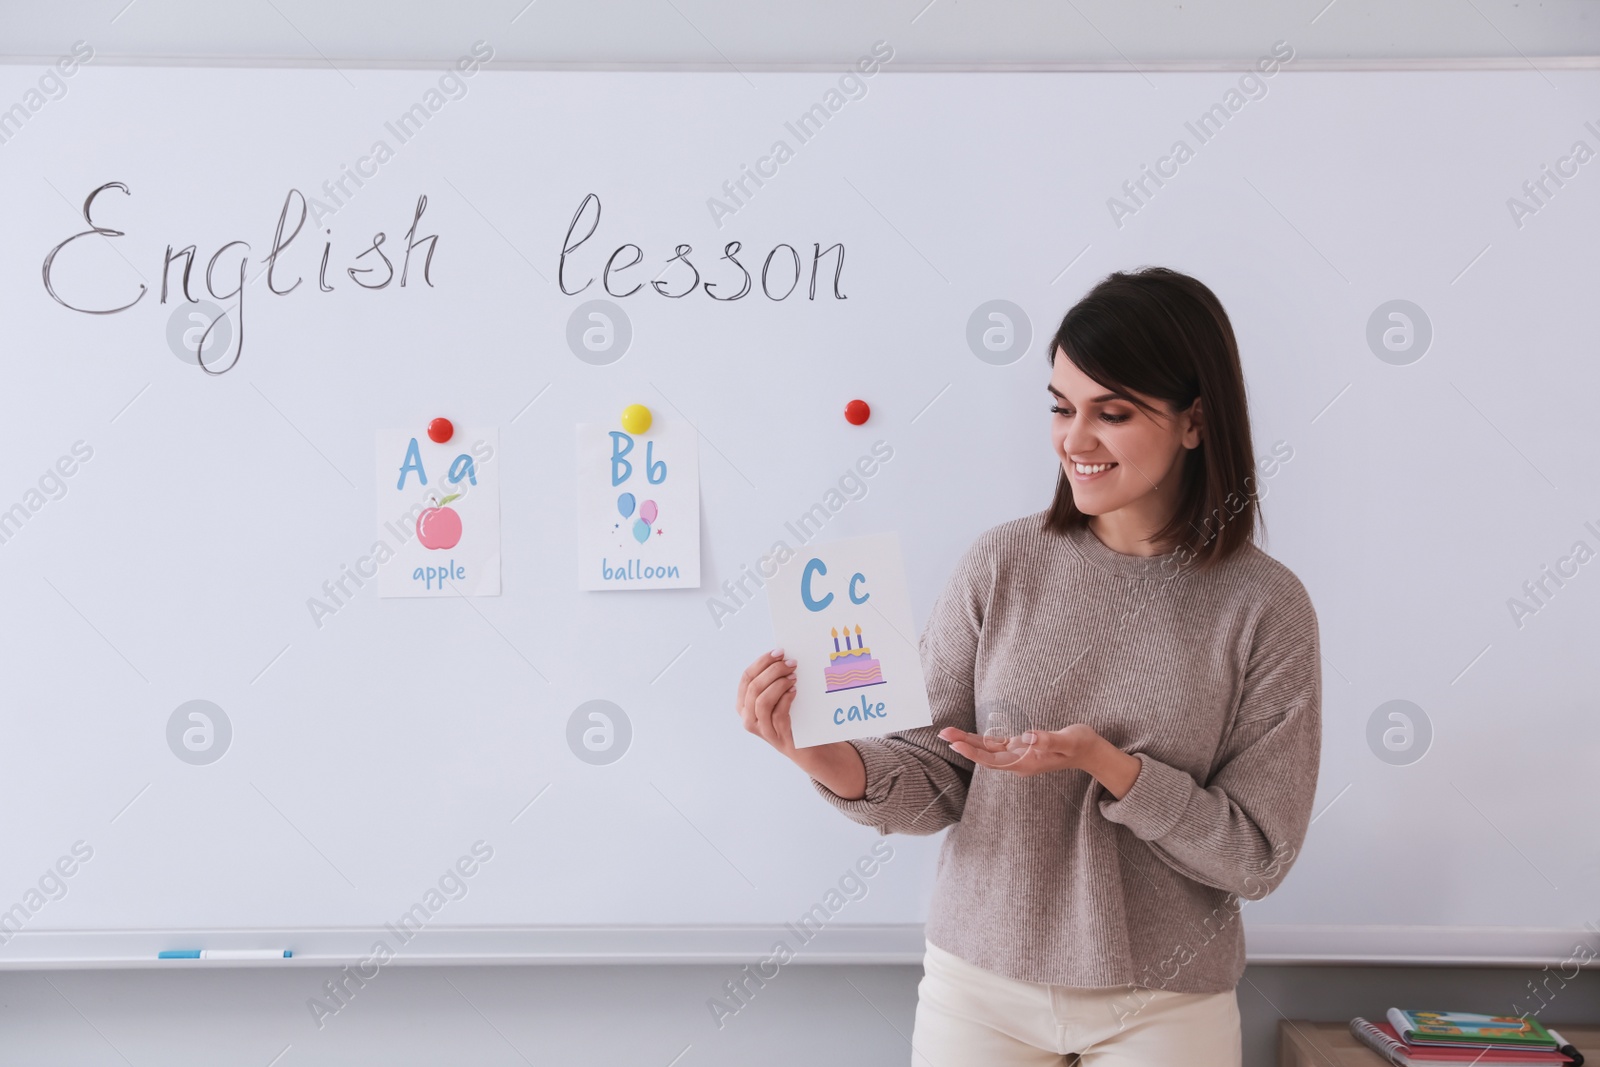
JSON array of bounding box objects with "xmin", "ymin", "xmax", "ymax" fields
[
  {"xmin": 0, "ymin": 55, "xmax": 1598, "ymax": 71},
  {"xmin": 1, "ymin": 924, "xmax": 1596, "ymax": 969}
]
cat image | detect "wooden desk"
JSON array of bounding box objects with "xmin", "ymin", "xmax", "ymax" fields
[{"xmin": 1280, "ymin": 1021, "xmax": 1600, "ymax": 1066}]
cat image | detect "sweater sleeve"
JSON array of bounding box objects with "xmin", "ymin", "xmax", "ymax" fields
[
  {"xmin": 1096, "ymin": 573, "xmax": 1322, "ymax": 899},
  {"xmin": 808, "ymin": 534, "xmax": 991, "ymax": 835}
]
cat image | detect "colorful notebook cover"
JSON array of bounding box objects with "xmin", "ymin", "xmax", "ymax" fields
[
  {"xmin": 1351, "ymin": 1018, "xmax": 1577, "ymax": 1066},
  {"xmin": 1388, "ymin": 1009, "xmax": 1559, "ymax": 1050}
]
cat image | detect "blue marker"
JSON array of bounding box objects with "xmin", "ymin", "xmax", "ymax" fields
[{"xmin": 159, "ymin": 949, "xmax": 292, "ymax": 960}]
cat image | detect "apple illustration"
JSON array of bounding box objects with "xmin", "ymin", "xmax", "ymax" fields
[{"xmin": 416, "ymin": 493, "xmax": 463, "ymax": 549}]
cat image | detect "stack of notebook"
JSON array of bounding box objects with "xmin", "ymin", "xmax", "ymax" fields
[{"xmin": 1349, "ymin": 1010, "xmax": 1585, "ymax": 1066}]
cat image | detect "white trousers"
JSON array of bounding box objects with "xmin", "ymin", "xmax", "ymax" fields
[{"xmin": 909, "ymin": 939, "xmax": 1242, "ymax": 1067}]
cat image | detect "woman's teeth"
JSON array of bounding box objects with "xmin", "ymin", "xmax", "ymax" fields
[{"xmin": 1074, "ymin": 462, "xmax": 1116, "ymax": 475}]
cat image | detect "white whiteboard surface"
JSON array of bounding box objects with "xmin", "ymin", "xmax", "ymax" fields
[{"xmin": 1, "ymin": 63, "xmax": 1596, "ymax": 966}]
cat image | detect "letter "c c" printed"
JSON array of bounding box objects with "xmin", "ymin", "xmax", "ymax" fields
[
  {"xmin": 848, "ymin": 572, "xmax": 869, "ymax": 604},
  {"xmin": 801, "ymin": 558, "xmax": 832, "ymax": 611}
]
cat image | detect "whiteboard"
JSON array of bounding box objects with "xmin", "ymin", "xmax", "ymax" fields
[{"xmin": 1, "ymin": 60, "xmax": 1596, "ymax": 965}]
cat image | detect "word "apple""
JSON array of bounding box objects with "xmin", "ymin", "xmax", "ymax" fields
[
  {"xmin": 413, "ymin": 559, "xmax": 465, "ymax": 590},
  {"xmin": 834, "ymin": 695, "xmax": 887, "ymax": 725}
]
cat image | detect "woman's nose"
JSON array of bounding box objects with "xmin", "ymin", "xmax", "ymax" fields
[{"xmin": 1060, "ymin": 420, "xmax": 1095, "ymax": 455}]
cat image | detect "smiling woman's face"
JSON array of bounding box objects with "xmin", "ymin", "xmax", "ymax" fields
[{"xmin": 1048, "ymin": 347, "xmax": 1201, "ymax": 530}]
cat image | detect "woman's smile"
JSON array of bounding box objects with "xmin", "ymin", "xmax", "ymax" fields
[{"xmin": 1070, "ymin": 460, "xmax": 1118, "ymax": 482}]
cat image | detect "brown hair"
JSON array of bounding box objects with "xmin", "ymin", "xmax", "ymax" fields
[{"xmin": 1042, "ymin": 266, "xmax": 1261, "ymax": 571}]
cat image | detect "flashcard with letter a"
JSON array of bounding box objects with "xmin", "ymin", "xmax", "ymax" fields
[
  {"xmin": 375, "ymin": 427, "xmax": 501, "ymax": 597},
  {"xmin": 767, "ymin": 532, "xmax": 932, "ymax": 748}
]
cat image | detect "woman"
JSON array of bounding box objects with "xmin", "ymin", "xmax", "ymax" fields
[{"xmin": 734, "ymin": 266, "xmax": 1321, "ymax": 1066}]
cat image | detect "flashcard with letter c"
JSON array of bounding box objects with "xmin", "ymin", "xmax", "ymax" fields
[{"xmin": 767, "ymin": 532, "xmax": 932, "ymax": 748}]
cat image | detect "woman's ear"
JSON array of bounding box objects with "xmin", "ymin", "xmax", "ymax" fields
[{"xmin": 1183, "ymin": 397, "xmax": 1204, "ymax": 449}]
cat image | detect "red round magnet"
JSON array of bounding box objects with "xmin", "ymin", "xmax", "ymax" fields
[
  {"xmin": 844, "ymin": 399, "xmax": 870, "ymax": 426},
  {"xmin": 427, "ymin": 417, "xmax": 454, "ymax": 444}
]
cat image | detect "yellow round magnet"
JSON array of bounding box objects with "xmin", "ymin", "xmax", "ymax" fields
[{"xmin": 621, "ymin": 404, "xmax": 652, "ymax": 435}]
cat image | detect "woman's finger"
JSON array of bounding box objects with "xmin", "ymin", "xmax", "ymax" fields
[
  {"xmin": 939, "ymin": 727, "xmax": 1010, "ymax": 753},
  {"xmin": 737, "ymin": 654, "xmax": 791, "ymax": 741},
  {"xmin": 753, "ymin": 668, "xmax": 794, "ymax": 717},
  {"xmin": 946, "ymin": 738, "xmax": 1031, "ymax": 772},
  {"xmin": 737, "ymin": 649, "xmax": 785, "ymax": 714},
  {"xmin": 751, "ymin": 669, "xmax": 797, "ymax": 743},
  {"xmin": 771, "ymin": 684, "xmax": 798, "ymax": 751},
  {"xmin": 743, "ymin": 658, "xmax": 794, "ymax": 720},
  {"xmin": 945, "ymin": 738, "xmax": 997, "ymax": 764}
]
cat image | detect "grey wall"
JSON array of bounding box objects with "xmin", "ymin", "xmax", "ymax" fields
[
  {"xmin": 3, "ymin": 962, "xmax": 1597, "ymax": 1066},
  {"xmin": 3, "ymin": 3, "xmax": 1596, "ymax": 1065},
  {"xmin": 1, "ymin": 0, "xmax": 1598, "ymax": 66}
]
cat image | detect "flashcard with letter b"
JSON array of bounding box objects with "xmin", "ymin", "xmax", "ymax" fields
[{"xmin": 577, "ymin": 418, "xmax": 701, "ymax": 590}]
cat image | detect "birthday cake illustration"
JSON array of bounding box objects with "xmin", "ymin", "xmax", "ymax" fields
[{"xmin": 824, "ymin": 623, "xmax": 887, "ymax": 693}]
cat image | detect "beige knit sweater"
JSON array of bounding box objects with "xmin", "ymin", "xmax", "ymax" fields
[{"xmin": 811, "ymin": 511, "xmax": 1322, "ymax": 993}]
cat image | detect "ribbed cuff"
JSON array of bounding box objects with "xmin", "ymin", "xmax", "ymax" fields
[
  {"xmin": 810, "ymin": 739, "xmax": 898, "ymax": 817},
  {"xmin": 1096, "ymin": 751, "xmax": 1195, "ymax": 841}
]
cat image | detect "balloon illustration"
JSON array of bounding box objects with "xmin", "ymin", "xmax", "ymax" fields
[
  {"xmin": 617, "ymin": 492, "xmax": 636, "ymax": 518},
  {"xmin": 639, "ymin": 499, "xmax": 658, "ymax": 525},
  {"xmin": 632, "ymin": 519, "xmax": 651, "ymax": 543}
]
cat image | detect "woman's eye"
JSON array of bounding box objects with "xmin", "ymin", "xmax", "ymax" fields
[{"xmin": 1052, "ymin": 404, "xmax": 1130, "ymax": 424}]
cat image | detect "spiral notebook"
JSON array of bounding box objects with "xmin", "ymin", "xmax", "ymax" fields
[{"xmin": 1350, "ymin": 1018, "xmax": 1581, "ymax": 1067}]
